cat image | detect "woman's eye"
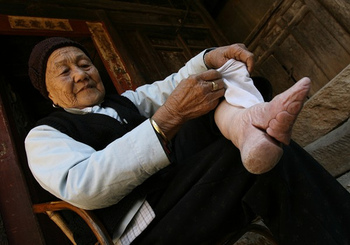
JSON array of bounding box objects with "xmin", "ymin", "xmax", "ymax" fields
[
  {"xmin": 60, "ymin": 69, "xmax": 69, "ymax": 75},
  {"xmin": 79, "ymin": 61, "xmax": 91, "ymax": 68}
]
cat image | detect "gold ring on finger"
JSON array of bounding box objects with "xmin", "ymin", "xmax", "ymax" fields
[{"xmin": 211, "ymin": 81, "xmax": 219, "ymax": 91}]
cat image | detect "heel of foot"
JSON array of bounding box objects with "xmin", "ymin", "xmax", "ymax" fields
[{"xmin": 241, "ymin": 140, "xmax": 283, "ymax": 174}]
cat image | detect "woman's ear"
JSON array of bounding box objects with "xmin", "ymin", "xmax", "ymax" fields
[
  {"xmin": 48, "ymin": 91, "xmax": 53, "ymax": 101},
  {"xmin": 47, "ymin": 92, "xmax": 57, "ymax": 107}
]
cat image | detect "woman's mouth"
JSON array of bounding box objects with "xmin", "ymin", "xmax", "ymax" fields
[{"xmin": 77, "ymin": 84, "xmax": 94, "ymax": 93}]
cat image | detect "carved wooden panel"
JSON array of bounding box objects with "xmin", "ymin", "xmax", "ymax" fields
[
  {"xmin": 247, "ymin": 0, "xmax": 350, "ymax": 97},
  {"xmin": 105, "ymin": 0, "xmax": 225, "ymax": 84},
  {"xmin": 118, "ymin": 28, "xmax": 216, "ymax": 84},
  {"xmin": 0, "ymin": 14, "xmax": 135, "ymax": 94}
]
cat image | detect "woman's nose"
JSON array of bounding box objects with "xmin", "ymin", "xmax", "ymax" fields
[{"xmin": 72, "ymin": 66, "xmax": 88, "ymax": 83}]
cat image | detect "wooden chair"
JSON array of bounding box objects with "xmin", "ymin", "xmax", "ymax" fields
[
  {"xmin": 33, "ymin": 200, "xmax": 278, "ymax": 245},
  {"xmin": 33, "ymin": 201, "xmax": 114, "ymax": 245}
]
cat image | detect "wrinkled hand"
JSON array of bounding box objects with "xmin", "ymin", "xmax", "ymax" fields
[
  {"xmin": 152, "ymin": 70, "xmax": 225, "ymax": 139},
  {"xmin": 165, "ymin": 70, "xmax": 225, "ymax": 121},
  {"xmin": 204, "ymin": 44, "xmax": 254, "ymax": 73}
]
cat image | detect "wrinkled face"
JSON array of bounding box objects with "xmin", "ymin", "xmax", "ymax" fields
[{"xmin": 45, "ymin": 46, "xmax": 105, "ymax": 109}]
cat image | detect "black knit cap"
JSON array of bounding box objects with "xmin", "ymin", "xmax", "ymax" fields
[{"xmin": 28, "ymin": 37, "xmax": 91, "ymax": 99}]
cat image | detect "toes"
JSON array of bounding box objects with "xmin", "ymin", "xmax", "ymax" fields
[
  {"xmin": 288, "ymin": 77, "xmax": 311, "ymax": 103},
  {"xmin": 286, "ymin": 100, "xmax": 304, "ymax": 115},
  {"xmin": 276, "ymin": 77, "xmax": 311, "ymax": 109},
  {"xmin": 269, "ymin": 111, "xmax": 295, "ymax": 132},
  {"xmin": 264, "ymin": 77, "xmax": 311, "ymax": 145},
  {"xmin": 275, "ymin": 111, "xmax": 295, "ymax": 124},
  {"xmin": 267, "ymin": 111, "xmax": 295, "ymax": 145},
  {"xmin": 266, "ymin": 125, "xmax": 291, "ymax": 145},
  {"xmin": 298, "ymin": 77, "xmax": 311, "ymax": 87}
]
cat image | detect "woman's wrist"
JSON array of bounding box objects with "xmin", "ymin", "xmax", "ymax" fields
[
  {"xmin": 151, "ymin": 106, "xmax": 183, "ymax": 141},
  {"xmin": 150, "ymin": 118, "xmax": 169, "ymax": 143},
  {"xmin": 203, "ymin": 47, "xmax": 217, "ymax": 69}
]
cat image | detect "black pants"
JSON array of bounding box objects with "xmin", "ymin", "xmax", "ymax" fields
[{"xmin": 132, "ymin": 115, "xmax": 350, "ymax": 245}]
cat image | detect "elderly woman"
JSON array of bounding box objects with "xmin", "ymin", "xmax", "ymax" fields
[{"xmin": 25, "ymin": 37, "xmax": 350, "ymax": 245}]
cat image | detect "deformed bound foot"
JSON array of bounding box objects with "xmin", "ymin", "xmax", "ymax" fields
[
  {"xmin": 215, "ymin": 77, "xmax": 311, "ymax": 174},
  {"xmin": 252, "ymin": 77, "xmax": 311, "ymax": 145}
]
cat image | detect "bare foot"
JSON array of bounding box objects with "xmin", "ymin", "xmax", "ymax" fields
[
  {"xmin": 215, "ymin": 77, "xmax": 311, "ymax": 174},
  {"xmin": 251, "ymin": 77, "xmax": 311, "ymax": 144}
]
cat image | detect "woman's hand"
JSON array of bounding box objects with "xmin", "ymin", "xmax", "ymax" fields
[
  {"xmin": 204, "ymin": 44, "xmax": 255, "ymax": 73},
  {"xmin": 152, "ymin": 70, "xmax": 225, "ymax": 140}
]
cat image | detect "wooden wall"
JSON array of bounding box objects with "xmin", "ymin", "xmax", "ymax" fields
[
  {"xmin": 1, "ymin": 0, "xmax": 228, "ymax": 85},
  {"xmin": 216, "ymin": 0, "xmax": 350, "ymax": 97}
]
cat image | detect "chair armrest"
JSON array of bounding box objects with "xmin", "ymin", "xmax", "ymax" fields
[{"xmin": 33, "ymin": 201, "xmax": 114, "ymax": 245}]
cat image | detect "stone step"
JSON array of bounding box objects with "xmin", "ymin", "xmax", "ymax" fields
[
  {"xmin": 292, "ymin": 63, "xmax": 350, "ymax": 147},
  {"xmin": 304, "ymin": 117, "xmax": 350, "ymax": 177},
  {"xmin": 337, "ymin": 171, "xmax": 350, "ymax": 193}
]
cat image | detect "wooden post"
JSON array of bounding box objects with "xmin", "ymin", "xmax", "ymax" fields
[{"xmin": 0, "ymin": 94, "xmax": 45, "ymax": 244}]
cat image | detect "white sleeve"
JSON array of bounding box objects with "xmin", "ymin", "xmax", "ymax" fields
[
  {"xmin": 25, "ymin": 120, "xmax": 170, "ymax": 210},
  {"xmin": 122, "ymin": 50, "xmax": 207, "ymax": 118}
]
